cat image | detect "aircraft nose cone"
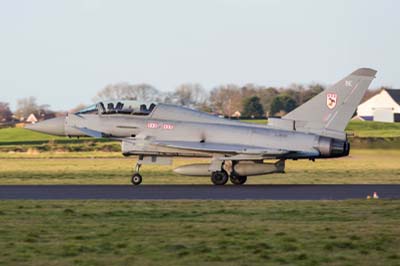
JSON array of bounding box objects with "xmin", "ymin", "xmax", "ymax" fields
[{"xmin": 25, "ymin": 117, "xmax": 66, "ymax": 136}]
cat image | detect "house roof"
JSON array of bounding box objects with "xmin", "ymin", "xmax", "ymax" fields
[
  {"xmin": 26, "ymin": 113, "xmax": 38, "ymax": 123},
  {"xmin": 386, "ymin": 89, "xmax": 400, "ymax": 104}
]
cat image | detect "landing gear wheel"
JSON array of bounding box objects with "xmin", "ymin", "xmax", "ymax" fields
[
  {"xmin": 230, "ymin": 174, "xmax": 247, "ymax": 185},
  {"xmin": 131, "ymin": 173, "xmax": 142, "ymax": 185},
  {"xmin": 211, "ymin": 171, "xmax": 229, "ymax": 185}
]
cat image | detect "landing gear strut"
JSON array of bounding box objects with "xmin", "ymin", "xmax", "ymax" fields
[
  {"xmin": 211, "ymin": 170, "xmax": 229, "ymax": 185},
  {"xmin": 131, "ymin": 161, "xmax": 142, "ymax": 185}
]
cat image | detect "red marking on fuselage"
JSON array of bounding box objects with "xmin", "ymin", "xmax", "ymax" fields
[
  {"xmin": 147, "ymin": 122, "xmax": 159, "ymax": 129},
  {"xmin": 163, "ymin": 124, "xmax": 174, "ymax": 130},
  {"xmin": 147, "ymin": 122, "xmax": 174, "ymax": 130}
]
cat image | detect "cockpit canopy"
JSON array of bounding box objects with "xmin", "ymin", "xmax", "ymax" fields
[{"xmin": 75, "ymin": 100, "xmax": 157, "ymax": 116}]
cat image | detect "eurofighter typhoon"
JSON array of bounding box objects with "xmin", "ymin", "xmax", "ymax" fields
[{"xmin": 26, "ymin": 68, "xmax": 376, "ymax": 185}]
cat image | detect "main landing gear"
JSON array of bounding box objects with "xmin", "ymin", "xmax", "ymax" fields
[
  {"xmin": 212, "ymin": 160, "xmax": 247, "ymax": 186},
  {"xmin": 210, "ymin": 170, "xmax": 247, "ymax": 185},
  {"xmin": 211, "ymin": 171, "xmax": 229, "ymax": 185},
  {"xmin": 229, "ymin": 173, "xmax": 247, "ymax": 185},
  {"xmin": 131, "ymin": 161, "xmax": 247, "ymax": 186},
  {"xmin": 131, "ymin": 161, "xmax": 142, "ymax": 185}
]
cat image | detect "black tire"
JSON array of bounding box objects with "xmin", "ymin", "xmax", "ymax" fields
[
  {"xmin": 230, "ymin": 174, "xmax": 247, "ymax": 185},
  {"xmin": 211, "ymin": 171, "xmax": 229, "ymax": 185},
  {"xmin": 131, "ymin": 173, "xmax": 142, "ymax": 185}
]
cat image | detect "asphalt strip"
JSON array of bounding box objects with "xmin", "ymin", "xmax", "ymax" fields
[{"xmin": 0, "ymin": 184, "xmax": 399, "ymax": 200}]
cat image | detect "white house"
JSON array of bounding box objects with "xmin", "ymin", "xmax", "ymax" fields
[
  {"xmin": 26, "ymin": 113, "xmax": 38, "ymax": 124},
  {"xmin": 357, "ymin": 89, "xmax": 400, "ymax": 122}
]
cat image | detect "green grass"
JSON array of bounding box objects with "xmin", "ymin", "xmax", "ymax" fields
[
  {"xmin": 346, "ymin": 121, "xmax": 400, "ymax": 137},
  {"xmin": 0, "ymin": 128, "xmax": 112, "ymax": 148},
  {"xmin": 0, "ymin": 151, "xmax": 123, "ymax": 159},
  {"xmin": 1, "ymin": 124, "xmax": 399, "ymax": 266},
  {"xmin": 0, "ymin": 200, "xmax": 399, "ymax": 266},
  {"xmin": 0, "ymin": 127, "xmax": 67, "ymax": 143},
  {"xmin": 240, "ymin": 119, "xmax": 267, "ymax": 124},
  {"xmin": 1, "ymin": 149, "xmax": 399, "ymax": 185},
  {"xmin": 0, "ymin": 141, "xmax": 121, "ymax": 153},
  {"xmin": 0, "ymin": 127, "xmax": 119, "ymax": 153}
]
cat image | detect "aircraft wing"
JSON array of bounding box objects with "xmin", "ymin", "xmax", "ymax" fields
[{"xmin": 152, "ymin": 140, "xmax": 289, "ymax": 156}]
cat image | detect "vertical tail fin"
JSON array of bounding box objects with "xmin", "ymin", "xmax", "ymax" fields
[{"xmin": 284, "ymin": 68, "xmax": 377, "ymax": 133}]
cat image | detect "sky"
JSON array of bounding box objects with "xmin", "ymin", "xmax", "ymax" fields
[{"xmin": 0, "ymin": 0, "xmax": 399, "ymax": 111}]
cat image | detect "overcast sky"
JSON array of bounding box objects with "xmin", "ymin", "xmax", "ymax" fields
[{"xmin": 1, "ymin": 0, "xmax": 399, "ymax": 110}]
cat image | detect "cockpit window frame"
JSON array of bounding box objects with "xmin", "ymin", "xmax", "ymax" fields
[
  {"xmin": 75, "ymin": 104, "xmax": 98, "ymax": 115},
  {"xmin": 75, "ymin": 100, "xmax": 157, "ymax": 116}
]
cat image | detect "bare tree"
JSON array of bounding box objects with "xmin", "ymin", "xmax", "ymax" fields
[
  {"xmin": 283, "ymin": 83, "xmax": 306, "ymax": 106},
  {"xmin": 94, "ymin": 83, "xmax": 163, "ymax": 102},
  {"xmin": 210, "ymin": 84, "xmax": 242, "ymax": 116},
  {"xmin": 257, "ymin": 87, "xmax": 279, "ymax": 117},
  {"xmin": 0, "ymin": 102, "xmax": 13, "ymax": 123},
  {"xmin": 15, "ymin": 97, "xmax": 39, "ymax": 120},
  {"xmin": 14, "ymin": 97, "xmax": 56, "ymax": 121},
  {"xmin": 69, "ymin": 103, "xmax": 89, "ymax": 114},
  {"xmin": 303, "ymin": 84, "xmax": 324, "ymax": 103},
  {"xmin": 240, "ymin": 83, "xmax": 259, "ymax": 99},
  {"xmin": 37, "ymin": 104, "xmax": 56, "ymax": 120},
  {"xmin": 172, "ymin": 83, "xmax": 208, "ymax": 107}
]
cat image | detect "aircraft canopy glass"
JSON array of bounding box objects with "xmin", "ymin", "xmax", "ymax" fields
[{"xmin": 75, "ymin": 100, "xmax": 157, "ymax": 116}]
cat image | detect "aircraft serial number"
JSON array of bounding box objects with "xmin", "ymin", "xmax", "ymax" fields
[{"xmin": 147, "ymin": 122, "xmax": 174, "ymax": 130}]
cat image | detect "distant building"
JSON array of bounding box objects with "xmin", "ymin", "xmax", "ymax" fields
[
  {"xmin": 351, "ymin": 115, "xmax": 366, "ymax": 121},
  {"xmin": 357, "ymin": 89, "xmax": 400, "ymax": 122},
  {"xmin": 231, "ymin": 111, "xmax": 241, "ymax": 118},
  {"xmin": 26, "ymin": 113, "xmax": 38, "ymax": 124}
]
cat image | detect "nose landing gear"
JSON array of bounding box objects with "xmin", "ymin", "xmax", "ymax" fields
[
  {"xmin": 131, "ymin": 173, "xmax": 142, "ymax": 185},
  {"xmin": 131, "ymin": 161, "xmax": 142, "ymax": 185}
]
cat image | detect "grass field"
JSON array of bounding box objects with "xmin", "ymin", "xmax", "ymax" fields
[
  {"xmin": 346, "ymin": 121, "xmax": 400, "ymax": 137},
  {"xmin": 1, "ymin": 149, "xmax": 399, "ymax": 185},
  {"xmin": 0, "ymin": 200, "xmax": 399, "ymax": 266},
  {"xmin": 0, "ymin": 127, "xmax": 67, "ymax": 143},
  {"xmin": 1, "ymin": 124, "xmax": 400, "ymax": 266}
]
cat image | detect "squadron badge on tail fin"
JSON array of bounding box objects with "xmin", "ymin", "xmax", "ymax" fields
[{"xmin": 326, "ymin": 93, "xmax": 337, "ymax": 109}]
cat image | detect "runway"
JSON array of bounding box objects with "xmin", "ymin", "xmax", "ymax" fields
[{"xmin": 0, "ymin": 184, "xmax": 399, "ymax": 200}]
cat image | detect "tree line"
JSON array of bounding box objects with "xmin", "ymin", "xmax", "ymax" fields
[
  {"xmin": 1, "ymin": 82, "xmax": 385, "ymax": 124},
  {"xmin": 0, "ymin": 97, "xmax": 57, "ymax": 124},
  {"xmin": 93, "ymin": 82, "xmax": 326, "ymax": 118}
]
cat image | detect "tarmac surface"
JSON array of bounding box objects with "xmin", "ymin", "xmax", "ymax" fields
[{"xmin": 0, "ymin": 184, "xmax": 399, "ymax": 200}]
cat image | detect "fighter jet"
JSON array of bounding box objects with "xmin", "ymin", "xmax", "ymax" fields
[{"xmin": 26, "ymin": 68, "xmax": 376, "ymax": 185}]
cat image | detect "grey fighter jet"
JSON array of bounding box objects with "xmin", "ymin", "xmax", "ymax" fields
[{"xmin": 26, "ymin": 68, "xmax": 376, "ymax": 185}]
